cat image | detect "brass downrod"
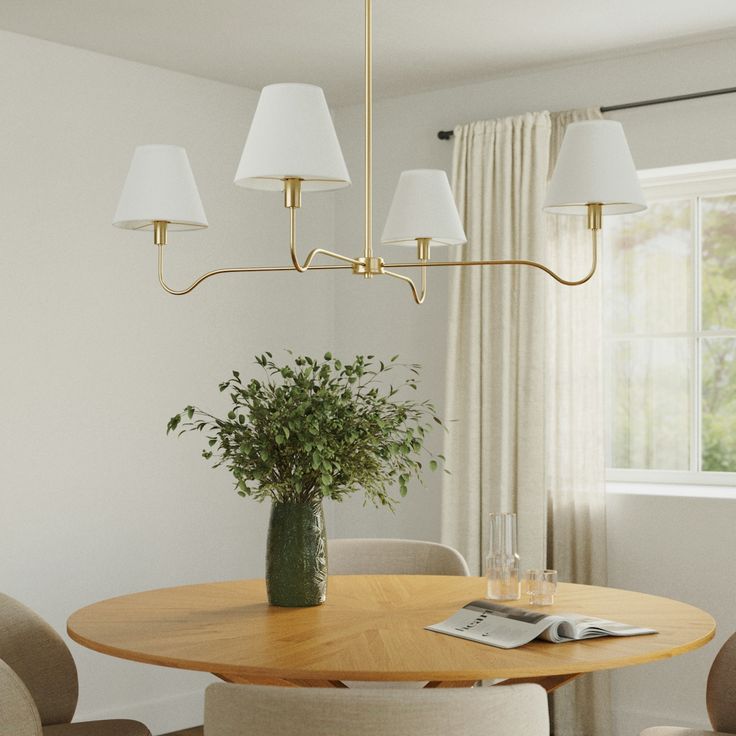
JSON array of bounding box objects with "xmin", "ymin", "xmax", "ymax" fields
[{"xmin": 364, "ymin": 0, "xmax": 373, "ymax": 262}]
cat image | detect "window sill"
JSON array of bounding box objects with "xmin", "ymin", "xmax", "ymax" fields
[{"xmin": 606, "ymin": 481, "xmax": 736, "ymax": 500}]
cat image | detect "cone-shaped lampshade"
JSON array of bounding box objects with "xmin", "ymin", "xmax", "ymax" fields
[
  {"xmin": 381, "ymin": 169, "xmax": 466, "ymax": 247},
  {"xmin": 234, "ymin": 83, "xmax": 350, "ymax": 192},
  {"xmin": 113, "ymin": 145, "xmax": 208, "ymax": 231},
  {"xmin": 544, "ymin": 120, "xmax": 646, "ymax": 216}
]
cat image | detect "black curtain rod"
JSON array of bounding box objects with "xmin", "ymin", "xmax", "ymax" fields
[{"xmin": 436, "ymin": 86, "xmax": 736, "ymax": 140}]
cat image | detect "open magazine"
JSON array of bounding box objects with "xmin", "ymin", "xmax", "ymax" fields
[{"xmin": 426, "ymin": 600, "xmax": 657, "ymax": 649}]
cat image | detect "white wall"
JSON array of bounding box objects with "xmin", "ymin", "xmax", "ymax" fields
[
  {"xmin": 606, "ymin": 488, "xmax": 736, "ymax": 734},
  {"xmin": 0, "ymin": 30, "xmax": 337, "ymax": 734},
  {"xmin": 331, "ymin": 35, "xmax": 736, "ymax": 736}
]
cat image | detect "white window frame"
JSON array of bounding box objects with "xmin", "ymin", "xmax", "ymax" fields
[{"xmin": 605, "ymin": 159, "xmax": 736, "ymax": 488}]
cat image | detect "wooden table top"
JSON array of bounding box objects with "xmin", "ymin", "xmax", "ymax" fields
[{"xmin": 67, "ymin": 576, "xmax": 715, "ymax": 684}]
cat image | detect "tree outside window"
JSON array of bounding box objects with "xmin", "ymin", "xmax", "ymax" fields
[{"xmin": 604, "ymin": 163, "xmax": 736, "ymax": 482}]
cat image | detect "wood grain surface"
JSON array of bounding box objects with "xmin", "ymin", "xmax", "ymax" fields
[{"xmin": 67, "ymin": 576, "xmax": 715, "ymax": 685}]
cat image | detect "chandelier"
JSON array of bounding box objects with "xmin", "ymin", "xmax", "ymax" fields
[{"xmin": 113, "ymin": 0, "xmax": 646, "ymax": 304}]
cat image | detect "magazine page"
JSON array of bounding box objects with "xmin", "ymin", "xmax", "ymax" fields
[
  {"xmin": 540, "ymin": 613, "xmax": 657, "ymax": 642},
  {"xmin": 425, "ymin": 600, "xmax": 563, "ymax": 649}
]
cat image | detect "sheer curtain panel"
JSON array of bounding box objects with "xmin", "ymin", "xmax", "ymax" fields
[{"xmin": 442, "ymin": 107, "xmax": 611, "ymax": 736}]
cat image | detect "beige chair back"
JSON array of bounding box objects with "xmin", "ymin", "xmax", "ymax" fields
[
  {"xmin": 0, "ymin": 658, "xmax": 42, "ymax": 736},
  {"xmin": 0, "ymin": 594, "xmax": 78, "ymax": 726},
  {"xmin": 706, "ymin": 632, "xmax": 736, "ymax": 734},
  {"xmin": 328, "ymin": 538, "xmax": 470, "ymax": 576},
  {"xmin": 204, "ymin": 682, "xmax": 548, "ymax": 736}
]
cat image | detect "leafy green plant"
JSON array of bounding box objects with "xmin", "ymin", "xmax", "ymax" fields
[{"xmin": 167, "ymin": 352, "xmax": 446, "ymax": 509}]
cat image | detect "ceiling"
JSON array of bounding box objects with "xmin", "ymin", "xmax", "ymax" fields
[{"xmin": 1, "ymin": 1, "xmax": 736, "ymax": 106}]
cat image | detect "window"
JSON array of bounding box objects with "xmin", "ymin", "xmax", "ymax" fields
[{"xmin": 604, "ymin": 161, "xmax": 736, "ymax": 485}]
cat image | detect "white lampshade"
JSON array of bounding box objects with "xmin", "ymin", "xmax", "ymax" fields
[
  {"xmin": 381, "ymin": 169, "xmax": 466, "ymax": 247},
  {"xmin": 234, "ymin": 83, "xmax": 350, "ymax": 192},
  {"xmin": 113, "ymin": 144, "xmax": 208, "ymax": 230},
  {"xmin": 544, "ymin": 120, "xmax": 646, "ymax": 216}
]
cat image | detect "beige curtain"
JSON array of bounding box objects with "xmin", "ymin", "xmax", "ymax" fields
[
  {"xmin": 443, "ymin": 112, "xmax": 551, "ymax": 574},
  {"xmin": 545, "ymin": 109, "xmax": 610, "ymax": 736},
  {"xmin": 442, "ymin": 107, "xmax": 610, "ymax": 736}
]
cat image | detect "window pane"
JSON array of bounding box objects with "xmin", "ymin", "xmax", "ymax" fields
[
  {"xmin": 701, "ymin": 193, "xmax": 736, "ymax": 331},
  {"xmin": 604, "ymin": 199, "xmax": 692, "ymax": 335},
  {"xmin": 702, "ymin": 337, "xmax": 736, "ymax": 472},
  {"xmin": 607, "ymin": 338, "xmax": 691, "ymax": 470}
]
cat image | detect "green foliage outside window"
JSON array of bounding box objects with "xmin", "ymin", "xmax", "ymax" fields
[
  {"xmin": 605, "ymin": 191, "xmax": 736, "ymax": 474},
  {"xmin": 701, "ymin": 194, "xmax": 736, "ymax": 471}
]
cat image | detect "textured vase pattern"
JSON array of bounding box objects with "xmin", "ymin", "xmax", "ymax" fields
[{"xmin": 266, "ymin": 500, "xmax": 327, "ymax": 607}]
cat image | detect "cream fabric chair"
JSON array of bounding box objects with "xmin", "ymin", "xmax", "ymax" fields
[
  {"xmin": 0, "ymin": 593, "xmax": 150, "ymax": 736},
  {"xmin": 0, "ymin": 658, "xmax": 42, "ymax": 736},
  {"xmin": 204, "ymin": 682, "xmax": 549, "ymax": 736},
  {"xmin": 641, "ymin": 633, "xmax": 736, "ymax": 736},
  {"xmin": 328, "ymin": 538, "xmax": 470, "ymax": 576}
]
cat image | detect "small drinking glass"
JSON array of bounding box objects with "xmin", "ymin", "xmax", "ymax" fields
[{"xmin": 526, "ymin": 569, "xmax": 557, "ymax": 605}]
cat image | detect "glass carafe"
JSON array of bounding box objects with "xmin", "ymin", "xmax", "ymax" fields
[{"xmin": 485, "ymin": 512, "xmax": 520, "ymax": 600}]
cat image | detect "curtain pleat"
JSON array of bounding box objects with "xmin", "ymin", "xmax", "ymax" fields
[{"xmin": 444, "ymin": 113, "xmax": 551, "ymax": 575}]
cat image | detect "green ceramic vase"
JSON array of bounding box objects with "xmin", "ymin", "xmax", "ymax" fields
[{"xmin": 266, "ymin": 500, "xmax": 327, "ymax": 607}]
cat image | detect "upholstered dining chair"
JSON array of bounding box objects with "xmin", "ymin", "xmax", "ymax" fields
[
  {"xmin": 641, "ymin": 632, "xmax": 736, "ymax": 736},
  {"xmin": 327, "ymin": 537, "xmax": 470, "ymax": 576},
  {"xmin": 204, "ymin": 681, "xmax": 549, "ymax": 736},
  {"xmin": 0, "ymin": 593, "xmax": 150, "ymax": 736}
]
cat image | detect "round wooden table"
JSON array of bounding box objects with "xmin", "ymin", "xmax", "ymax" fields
[{"xmin": 67, "ymin": 576, "xmax": 715, "ymax": 691}]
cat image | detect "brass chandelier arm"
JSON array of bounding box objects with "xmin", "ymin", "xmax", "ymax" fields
[
  {"xmin": 156, "ymin": 243, "xmax": 352, "ymax": 297},
  {"xmin": 288, "ymin": 206, "xmax": 361, "ymax": 272},
  {"xmin": 154, "ymin": 219, "xmax": 598, "ymax": 296},
  {"xmin": 384, "ymin": 264, "xmax": 428, "ymax": 305},
  {"xmin": 382, "ymin": 228, "xmax": 600, "ymax": 287}
]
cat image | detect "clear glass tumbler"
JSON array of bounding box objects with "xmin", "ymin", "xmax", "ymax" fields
[
  {"xmin": 485, "ymin": 512, "xmax": 521, "ymax": 600},
  {"xmin": 526, "ymin": 569, "xmax": 558, "ymax": 605}
]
